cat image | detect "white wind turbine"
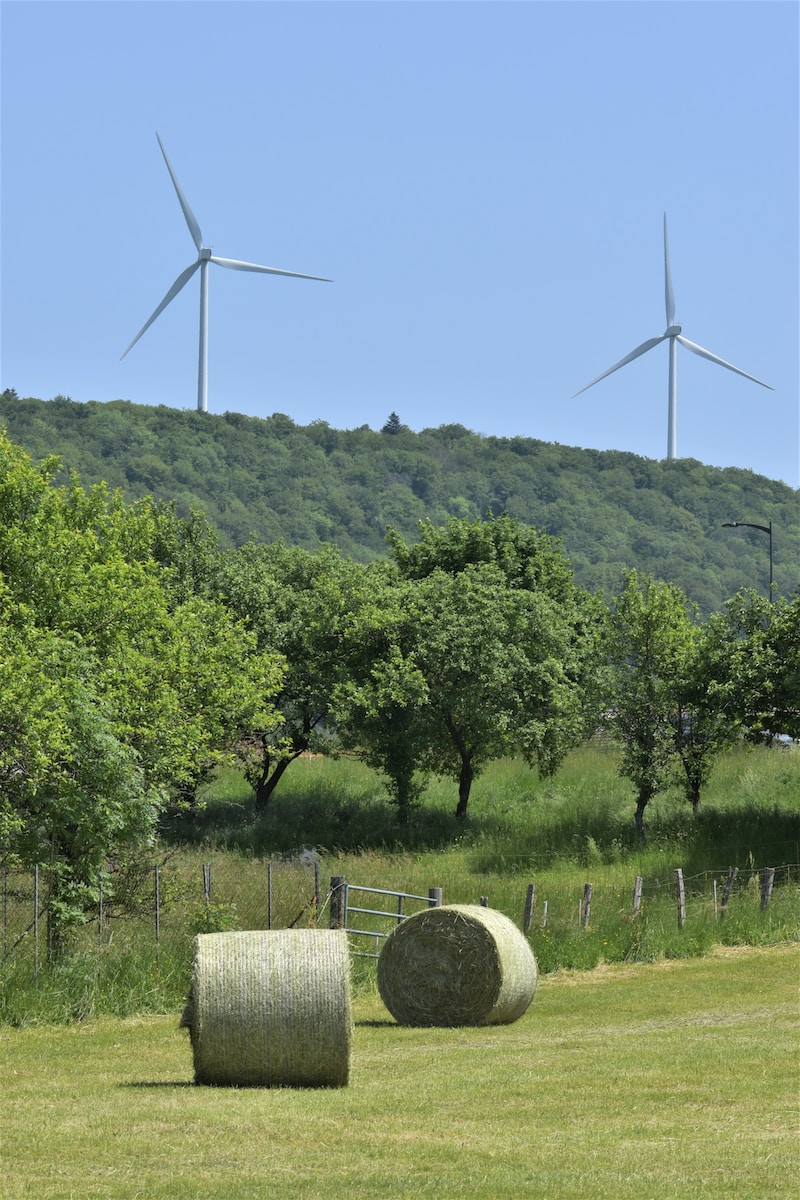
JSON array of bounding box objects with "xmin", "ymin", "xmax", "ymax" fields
[
  {"xmin": 122, "ymin": 133, "xmax": 331, "ymax": 413},
  {"xmin": 573, "ymin": 214, "xmax": 773, "ymax": 459}
]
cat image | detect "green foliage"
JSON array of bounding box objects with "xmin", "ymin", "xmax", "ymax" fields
[
  {"xmin": 0, "ymin": 431, "xmax": 283, "ymax": 947},
  {"xmin": 604, "ymin": 571, "xmax": 700, "ymax": 839},
  {"xmin": 3, "ymin": 394, "xmax": 797, "ymax": 613},
  {"xmin": 708, "ymin": 589, "xmax": 800, "ymax": 741},
  {"xmin": 2, "ymin": 747, "xmax": 798, "ymax": 1025},
  {"xmin": 217, "ymin": 541, "xmax": 368, "ymax": 805},
  {"xmin": 333, "ymin": 516, "xmax": 598, "ymax": 818}
]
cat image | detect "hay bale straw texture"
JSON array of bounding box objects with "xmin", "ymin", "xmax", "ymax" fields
[
  {"xmin": 180, "ymin": 929, "xmax": 352, "ymax": 1087},
  {"xmin": 377, "ymin": 904, "xmax": 537, "ymax": 1027}
]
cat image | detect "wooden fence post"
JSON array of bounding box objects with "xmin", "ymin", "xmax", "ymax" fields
[
  {"xmin": 720, "ymin": 866, "xmax": 738, "ymax": 919},
  {"xmin": 523, "ymin": 883, "xmax": 535, "ymax": 933},
  {"xmin": 428, "ymin": 887, "xmax": 442, "ymax": 907},
  {"xmin": 202, "ymin": 862, "xmax": 211, "ymax": 904},
  {"xmin": 761, "ymin": 867, "xmax": 776, "ymax": 911},
  {"xmin": 154, "ymin": 863, "xmax": 160, "ymax": 947},
  {"xmin": 330, "ymin": 875, "xmax": 346, "ymax": 929},
  {"xmin": 632, "ymin": 876, "xmax": 643, "ymax": 919},
  {"xmin": 541, "ymin": 900, "xmax": 548, "ymax": 929},
  {"xmin": 582, "ymin": 882, "xmax": 592, "ymax": 927},
  {"xmin": 675, "ymin": 868, "xmax": 686, "ymax": 930}
]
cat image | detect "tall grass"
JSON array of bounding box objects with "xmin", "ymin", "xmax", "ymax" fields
[{"xmin": 2, "ymin": 744, "xmax": 798, "ymax": 1023}]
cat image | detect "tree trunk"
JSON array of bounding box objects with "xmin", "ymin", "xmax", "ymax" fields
[
  {"xmin": 634, "ymin": 791, "xmax": 648, "ymax": 846},
  {"xmin": 455, "ymin": 758, "xmax": 474, "ymax": 820},
  {"xmin": 255, "ymin": 755, "xmax": 294, "ymax": 811}
]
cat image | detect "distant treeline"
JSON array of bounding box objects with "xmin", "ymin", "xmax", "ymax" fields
[{"xmin": 1, "ymin": 392, "xmax": 797, "ymax": 613}]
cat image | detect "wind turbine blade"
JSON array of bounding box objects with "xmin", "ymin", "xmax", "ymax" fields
[
  {"xmin": 664, "ymin": 213, "xmax": 675, "ymax": 327},
  {"xmin": 572, "ymin": 335, "xmax": 667, "ymax": 397},
  {"xmin": 675, "ymin": 336, "xmax": 774, "ymax": 390},
  {"xmin": 121, "ymin": 261, "xmax": 201, "ymax": 358},
  {"xmin": 210, "ymin": 256, "xmax": 332, "ymax": 282},
  {"xmin": 156, "ymin": 132, "xmax": 204, "ymax": 252}
]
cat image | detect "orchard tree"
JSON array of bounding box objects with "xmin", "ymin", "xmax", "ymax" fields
[
  {"xmin": 331, "ymin": 569, "xmax": 432, "ymax": 820},
  {"xmin": 706, "ymin": 589, "xmax": 800, "ymax": 743},
  {"xmin": 605, "ymin": 570, "xmax": 699, "ymax": 842},
  {"xmin": 381, "ymin": 516, "xmax": 599, "ymax": 817},
  {"xmin": 218, "ymin": 541, "xmax": 368, "ymax": 808}
]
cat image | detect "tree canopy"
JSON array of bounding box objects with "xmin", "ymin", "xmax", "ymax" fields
[{"xmin": 2, "ymin": 393, "xmax": 797, "ymax": 615}]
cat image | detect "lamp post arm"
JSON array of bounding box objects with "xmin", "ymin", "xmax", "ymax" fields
[{"xmin": 721, "ymin": 521, "xmax": 774, "ymax": 601}]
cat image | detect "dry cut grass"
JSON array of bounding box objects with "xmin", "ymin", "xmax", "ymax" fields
[{"xmin": 2, "ymin": 944, "xmax": 797, "ymax": 1199}]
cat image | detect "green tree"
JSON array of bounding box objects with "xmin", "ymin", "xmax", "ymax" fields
[
  {"xmin": 670, "ymin": 618, "xmax": 742, "ymax": 813},
  {"xmin": 218, "ymin": 542, "xmax": 368, "ymax": 807},
  {"xmin": 381, "ymin": 412, "xmax": 405, "ymax": 434},
  {"xmin": 380, "ymin": 516, "xmax": 596, "ymax": 817},
  {"xmin": 605, "ymin": 570, "xmax": 697, "ymax": 842},
  {"xmin": 331, "ymin": 570, "xmax": 432, "ymax": 820},
  {"xmin": 0, "ymin": 432, "xmax": 282, "ymax": 945},
  {"xmin": 707, "ymin": 589, "xmax": 800, "ymax": 743}
]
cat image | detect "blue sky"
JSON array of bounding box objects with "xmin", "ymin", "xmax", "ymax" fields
[{"xmin": 2, "ymin": 1, "xmax": 798, "ymax": 487}]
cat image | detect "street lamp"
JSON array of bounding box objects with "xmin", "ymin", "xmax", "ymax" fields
[{"xmin": 721, "ymin": 520, "xmax": 774, "ymax": 600}]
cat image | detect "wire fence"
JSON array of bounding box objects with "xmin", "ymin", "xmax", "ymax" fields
[{"xmin": 1, "ymin": 854, "xmax": 797, "ymax": 978}]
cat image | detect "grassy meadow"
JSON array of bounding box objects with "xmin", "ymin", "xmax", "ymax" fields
[
  {"xmin": 2, "ymin": 744, "xmax": 798, "ymax": 1197},
  {"xmin": 2, "ymin": 945, "xmax": 797, "ymax": 1199},
  {"xmin": 1, "ymin": 743, "xmax": 798, "ymax": 1024}
]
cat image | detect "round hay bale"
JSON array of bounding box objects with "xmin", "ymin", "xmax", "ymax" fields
[
  {"xmin": 180, "ymin": 929, "xmax": 352, "ymax": 1087},
  {"xmin": 377, "ymin": 904, "xmax": 537, "ymax": 1027}
]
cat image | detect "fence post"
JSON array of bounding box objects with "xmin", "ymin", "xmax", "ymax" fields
[
  {"xmin": 314, "ymin": 860, "xmax": 321, "ymax": 920},
  {"xmin": 2, "ymin": 865, "xmax": 6, "ymax": 961},
  {"xmin": 267, "ymin": 862, "xmax": 273, "ymax": 930},
  {"xmin": 675, "ymin": 868, "xmax": 686, "ymax": 930},
  {"xmin": 720, "ymin": 866, "xmax": 738, "ymax": 919},
  {"xmin": 428, "ymin": 887, "xmax": 442, "ymax": 907},
  {"xmin": 542, "ymin": 900, "xmax": 548, "ymax": 929},
  {"xmin": 761, "ymin": 867, "xmax": 776, "ymax": 911},
  {"xmin": 632, "ymin": 876, "xmax": 643, "ymax": 919},
  {"xmin": 203, "ymin": 863, "xmax": 211, "ymax": 904},
  {"xmin": 480, "ymin": 896, "xmax": 489, "ymax": 907},
  {"xmin": 582, "ymin": 882, "xmax": 592, "ymax": 927},
  {"xmin": 330, "ymin": 876, "xmax": 346, "ymax": 929},
  {"xmin": 523, "ymin": 883, "xmax": 535, "ymax": 933}
]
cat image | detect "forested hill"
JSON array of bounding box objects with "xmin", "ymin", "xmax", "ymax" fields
[{"xmin": 2, "ymin": 393, "xmax": 797, "ymax": 614}]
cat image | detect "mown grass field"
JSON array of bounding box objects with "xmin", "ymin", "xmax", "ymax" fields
[{"xmin": 2, "ymin": 944, "xmax": 797, "ymax": 1199}]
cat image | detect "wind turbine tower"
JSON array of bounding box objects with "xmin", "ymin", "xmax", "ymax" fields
[
  {"xmin": 122, "ymin": 133, "xmax": 331, "ymax": 413},
  {"xmin": 573, "ymin": 214, "xmax": 773, "ymax": 459}
]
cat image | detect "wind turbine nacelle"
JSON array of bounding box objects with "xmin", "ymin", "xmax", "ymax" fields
[
  {"xmin": 665, "ymin": 324, "xmax": 682, "ymax": 337},
  {"xmin": 199, "ymin": 246, "xmax": 212, "ymax": 261}
]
